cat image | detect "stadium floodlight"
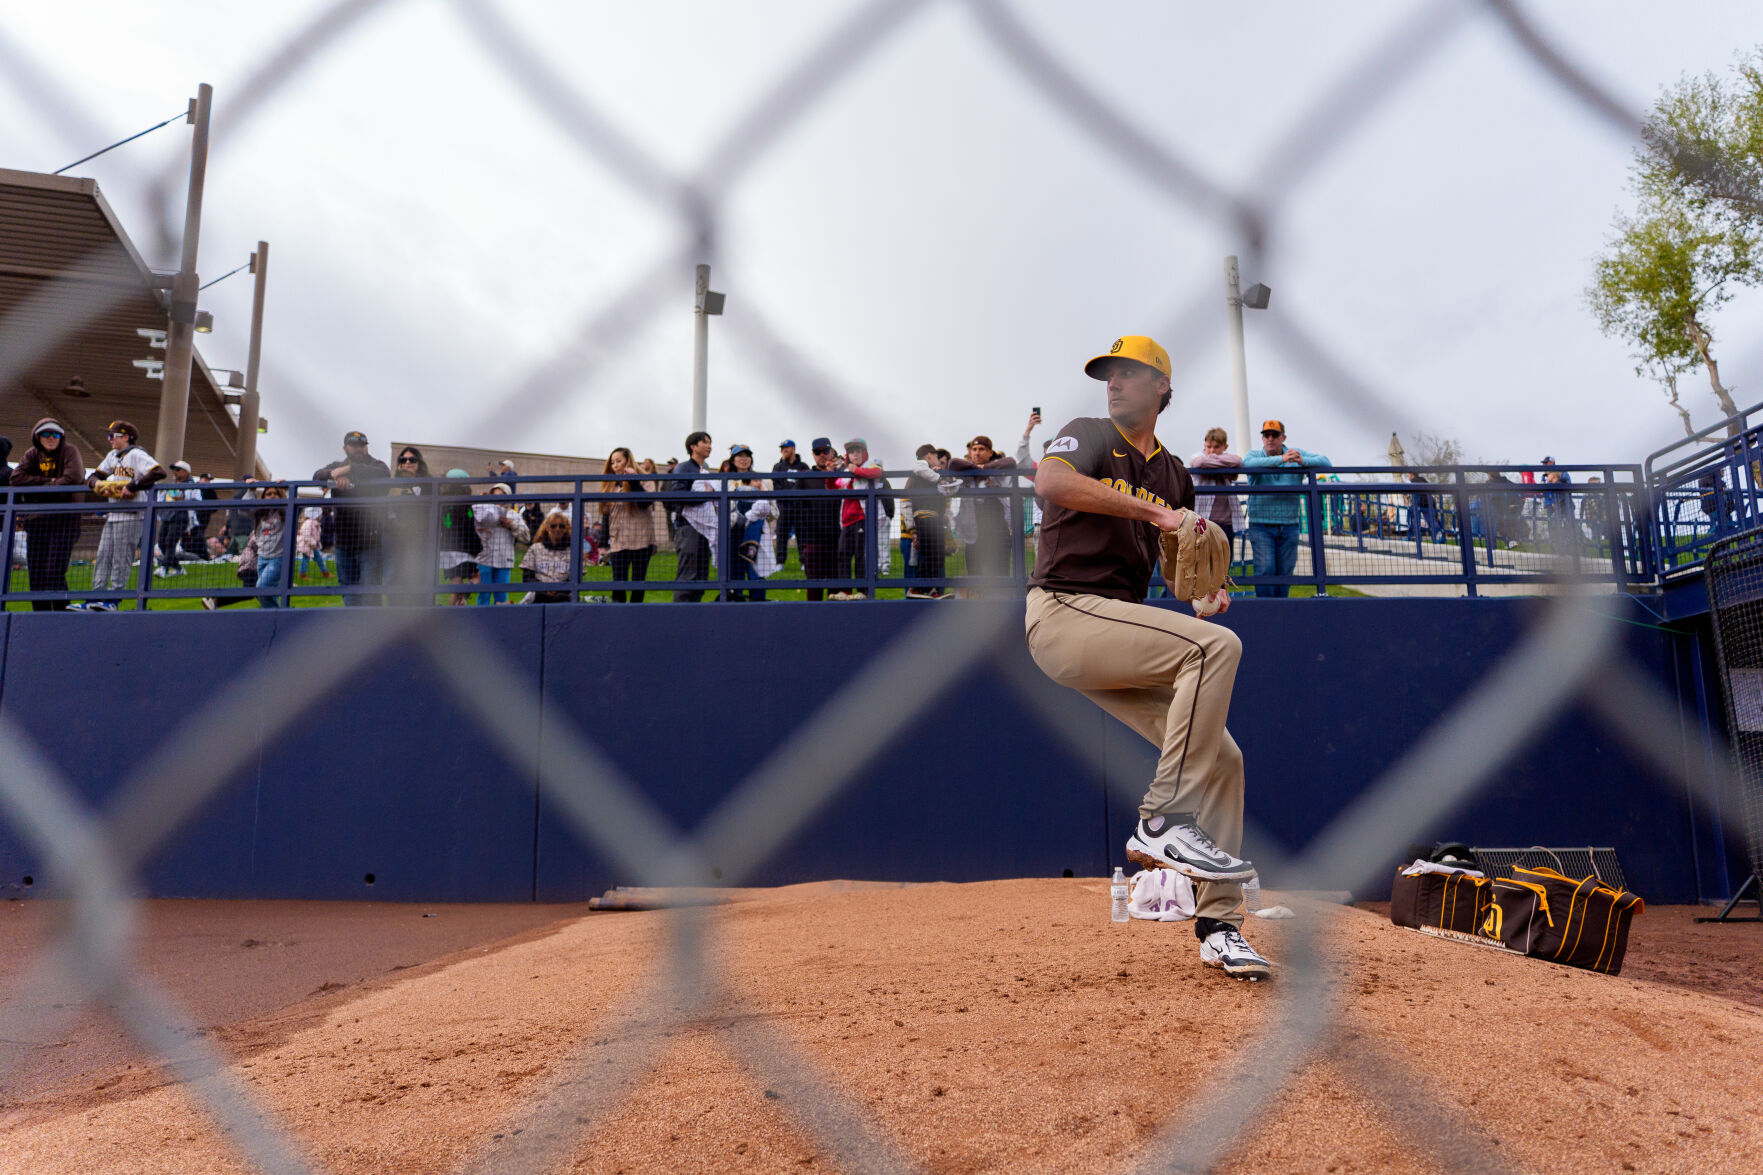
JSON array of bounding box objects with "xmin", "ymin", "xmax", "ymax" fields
[
  {"xmin": 692, "ymin": 263, "xmax": 727, "ymax": 433},
  {"xmin": 136, "ymin": 327, "xmax": 167, "ymax": 350},
  {"xmin": 1225, "ymin": 257, "xmax": 1272, "ymax": 451}
]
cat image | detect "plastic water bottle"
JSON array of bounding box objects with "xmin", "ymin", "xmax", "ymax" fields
[
  {"xmin": 1111, "ymin": 866, "xmax": 1130, "ymax": 922},
  {"xmin": 1243, "ymin": 875, "xmax": 1263, "ymax": 914}
]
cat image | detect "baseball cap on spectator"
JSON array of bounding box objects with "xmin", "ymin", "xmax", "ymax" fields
[
  {"xmin": 779, "ymin": 439, "xmax": 796, "ymax": 449},
  {"xmin": 1541, "ymin": 455, "xmax": 1555, "ymax": 463},
  {"xmin": 845, "ymin": 437, "xmax": 868, "ymax": 452},
  {"xmin": 446, "ymin": 468, "xmax": 469, "ymax": 478},
  {"xmin": 810, "ymin": 437, "xmax": 834, "ymax": 453},
  {"xmin": 343, "ymin": 430, "xmax": 368, "ymax": 445},
  {"xmin": 1261, "ymin": 420, "xmax": 1285, "ymax": 435},
  {"xmin": 729, "ymin": 443, "xmax": 752, "ymax": 456},
  {"xmin": 106, "ymin": 419, "xmax": 138, "ymax": 442},
  {"xmin": 969, "ymin": 435, "xmax": 994, "ymax": 450},
  {"xmin": 33, "ymin": 419, "xmax": 64, "ymax": 440},
  {"xmin": 172, "ymin": 460, "xmax": 192, "ymax": 472},
  {"xmin": 1083, "ymin": 335, "xmax": 1171, "ymax": 379},
  {"xmin": 492, "ymin": 482, "xmax": 512, "ymax": 494}
]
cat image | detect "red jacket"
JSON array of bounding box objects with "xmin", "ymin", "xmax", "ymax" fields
[{"xmin": 838, "ymin": 461, "xmax": 885, "ymax": 528}]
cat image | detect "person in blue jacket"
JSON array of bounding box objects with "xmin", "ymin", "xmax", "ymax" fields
[{"xmin": 1241, "ymin": 419, "xmax": 1331, "ymax": 598}]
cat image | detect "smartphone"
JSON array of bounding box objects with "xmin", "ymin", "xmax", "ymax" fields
[{"xmin": 1032, "ymin": 406, "xmax": 1041, "ymax": 416}]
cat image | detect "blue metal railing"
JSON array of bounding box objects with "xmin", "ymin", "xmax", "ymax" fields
[
  {"xmin": 3, "ymin": 463, "xmax": 1658, "ymax": 607},
  {"xmin": 1644, "ymin": 402, "xmax": 1763, "ymax": 580}
]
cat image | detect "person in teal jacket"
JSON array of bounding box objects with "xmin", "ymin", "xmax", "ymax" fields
[{"xmin": 1241, "ymin": 419, "xmax": 1332, "ymax": 597}]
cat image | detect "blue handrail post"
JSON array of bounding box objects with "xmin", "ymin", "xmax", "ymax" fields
[
  {"xmin": 135, "ymin": 495, "xmax": 156, "ymax": 611},
  {"xmin": 715, "ymin": 473, "xmax": 729, "ymax": 602},
  {"xmin": 1453, "ymin": 472, "xmax": 1478, "ymax": 598},
  {"xmin": 572, "ymin": 477, "xmax": 587, "ymax": 602},
  {"xmin": 1, "ymin": 488, "xmax": 14, "ymax": 610},
  {"xmin": 1305, "ymin": 473, "xmax": 1328, "ymax": 598},
  {"xmin": 279, "ymin": 491, "xmax": 297, "ymax": 608},
  {"xmin": 1013, "ymin": 473, "xmax": 1029, "ymax": 596},
  {"xmin": 864, "ymin": 478, "xmax": 879, "ymax": 599}
]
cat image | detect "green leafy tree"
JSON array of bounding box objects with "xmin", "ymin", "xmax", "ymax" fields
[{"xmin": 1589, "ymin": 52, "xmax": 1763, "ymax": 435}]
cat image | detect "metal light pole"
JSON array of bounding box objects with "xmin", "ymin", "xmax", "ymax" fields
[
  {"xmin": 233, "ymin": 240, "xmax": 267, "ymax": 480},
  {"xmin": 1225, "ymin": 255, "xmax": 1251, "ymax": 454},
  {"xmin": 155, "ymin": 83, "xmax": 212, "ymax": 466},
  {"xmin": 691, "ymin": 263, "xmax": 725, "ymax": 434},
  {"xmin": 1224, "ymin": 255, "xmax": 1272, "ymax": 454}
]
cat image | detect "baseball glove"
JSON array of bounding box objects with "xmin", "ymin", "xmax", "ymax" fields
[
  {"xmin": 92, "ymin": 475, "xmax": 133, "ymax": 498},
  {"xmin": 1159, "ymin": 510, "xmax": 1232, "ymax": 604}
]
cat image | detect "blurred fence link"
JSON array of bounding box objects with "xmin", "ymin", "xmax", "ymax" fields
[{"xmin": 1, "ymin": 1, "xmax": 1752, "ymax": 1172}]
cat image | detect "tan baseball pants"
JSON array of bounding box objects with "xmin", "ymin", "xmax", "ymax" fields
[{"xmin": 1025, "ymin": 587, "xmax": 1245, "ymax": 925}]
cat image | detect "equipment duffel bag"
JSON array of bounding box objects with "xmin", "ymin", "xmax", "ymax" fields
[
  {"xmin": 1390, "ymin": 862, "xmax": 1492, "ymax": 937},
  {"xmin": 1497, "ymin": 865, "xmax": 1645, "ymax": 975},
  {"xmin": 1391, "ymin": 861, "xmax": 1643, "ymax": 975}
]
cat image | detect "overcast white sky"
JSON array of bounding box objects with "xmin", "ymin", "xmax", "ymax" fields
[{"xmin": 5, "ymin": 0, "xmax": 1763, "ymax": 475}]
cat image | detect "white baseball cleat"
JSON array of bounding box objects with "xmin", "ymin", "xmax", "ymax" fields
[
  {"xmin": 1126, "ymin": 812, "xmax": 1256, "ymax": 882},
  {"xmin": 1198, "ymin": 921, "xmax": 1273, "ymax": 981}
]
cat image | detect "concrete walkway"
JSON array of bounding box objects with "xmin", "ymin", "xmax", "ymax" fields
[{"xmin": 1239, "ymin": 533, "xmax": 1623, "ymax": 598}]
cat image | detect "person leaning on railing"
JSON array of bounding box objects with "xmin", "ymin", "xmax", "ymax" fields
[
  {"xmin": 1240, "ymin": 419, "xmax": 1330, "ymax": 599},
  {"xmin": 8, "ymin": 418, "xmax": 86, "ymax": 611},
  {"xmin": 313, "ymin": 430, "xmax": 392, "ymax": 606},
  {"xmin": 1189, "ymin": 427, "xmax": 1245, "ymax": 547},
  {"xmin": 947, "ymin": 435, "xmax": 1018, "ymax": 589}
]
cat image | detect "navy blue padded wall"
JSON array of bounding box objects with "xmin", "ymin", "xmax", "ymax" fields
[
  {"xmin": 0, "ymin": 597, "xmax": 1720, "ymax": 903},
  {"xmin": 531, "ymin": 602, "xmax": 1106, "ymax": 900},
  {"xmin": 1095, "ymin": 596, "xmax": 1707, "ymax": 902},
  {"xmin": 0, "ymin": 611, "xmax": 278, "ymax": 898},
  {"xmin": 0, "ymin": 609, "xmax": 540, "ymax": 900},
  {"xmin": 247, "ymin": 607, "xmax": 542, "ymax": 900}
]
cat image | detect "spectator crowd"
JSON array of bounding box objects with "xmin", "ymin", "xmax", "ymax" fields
[{"xmin": 6, "ymin": 413, "xmax": 1612, "ymax": 609}]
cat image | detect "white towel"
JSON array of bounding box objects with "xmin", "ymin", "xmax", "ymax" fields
[
  {"xmin": 1127, "ymin": 869, "xmax": 1196, "ymax": 922},
  {"xmin": 1399, "ymin": 859, "xmax": 1485, "ymax": 879}
]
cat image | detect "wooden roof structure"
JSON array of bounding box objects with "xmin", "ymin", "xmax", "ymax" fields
[{"xmin": 0, "ymin": 168, "xmax": 262, "ymax": 476}]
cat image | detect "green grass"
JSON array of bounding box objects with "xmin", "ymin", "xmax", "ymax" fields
[
  {"xmin": 6, "ymin": 546, "xmax": 1027, "ymax": 608},
  {"xmin": 5, "ymin": 546, "xmax": 1378, "ymax": 609}
]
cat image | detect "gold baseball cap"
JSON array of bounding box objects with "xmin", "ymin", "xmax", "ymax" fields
[{"xmin": 1084, "ymin": 335, "xmax": 1171, "ymax": 379}]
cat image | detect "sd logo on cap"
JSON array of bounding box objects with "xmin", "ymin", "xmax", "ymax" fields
[{"xmin": 1085, "ymin": 335, "xmax": 1170, "ymax": 379}]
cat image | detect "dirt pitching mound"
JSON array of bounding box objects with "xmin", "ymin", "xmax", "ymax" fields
[{"xmin": 3, "ymin": 879, "xmax": 1761, "ymax": 1174}]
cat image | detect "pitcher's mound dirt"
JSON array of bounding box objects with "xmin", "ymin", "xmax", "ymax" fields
[{"xmin": 3, "ymin": 880, "xmax": 1761, "ymax": 1174}]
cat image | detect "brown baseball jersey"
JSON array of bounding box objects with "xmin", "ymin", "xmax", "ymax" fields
[{"xmin": 1028, "ymin": 416, "xmax": 1195, "ymax": 602}]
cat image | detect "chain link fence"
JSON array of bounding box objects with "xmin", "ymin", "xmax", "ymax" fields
[{"xmin": 1, "ymin": 1, "xmax": 1757, "ymax": 1171}]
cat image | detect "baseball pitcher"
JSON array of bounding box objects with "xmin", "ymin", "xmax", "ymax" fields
[{"xmin": 1025, "ymin": 335, "xmax": 1270, "ymax": 981}]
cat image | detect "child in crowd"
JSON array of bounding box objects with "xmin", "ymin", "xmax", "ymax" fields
[
  {"xmin": 296, "ymin": 505, "xmax": 329, "ymax": 579},
  {"xmin": 251, "ymin": 486, "xmax": 290, "ymax": 607}
]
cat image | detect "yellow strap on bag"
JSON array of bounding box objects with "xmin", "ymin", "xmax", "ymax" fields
[{"xmin": 1493, "ymin": 877, "xmax": 1554, "ymax": 926}]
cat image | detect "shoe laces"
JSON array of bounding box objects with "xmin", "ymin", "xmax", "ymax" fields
[
  {"xmin": 1176, "ymin": 816, "xmax": 1223, "ymax": 854},
  {"xmin": 1210, "ymin": 924, "xmax": 1252, "ymax": 952}
]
